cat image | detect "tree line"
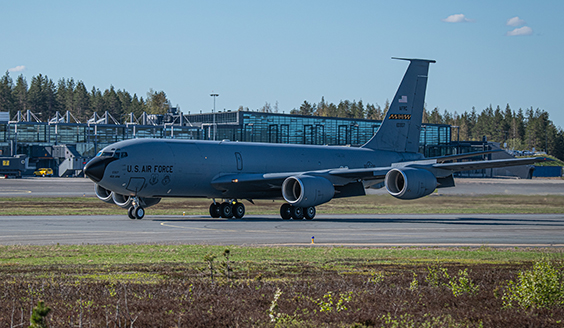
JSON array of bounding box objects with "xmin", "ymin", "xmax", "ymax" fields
[
  {"xmin": 1, "ymin": 72, "xmax": 562, "ymax": 160},
  {"xmin": 290, "ymin": 98, "xmax": 564, "ymax": 160},
  {"xmin": 0, "ymin": 72, "xmax": 171, "ymax": 123}
]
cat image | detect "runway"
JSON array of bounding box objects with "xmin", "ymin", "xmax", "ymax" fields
[
  {"xmin": 1, "ymin": 177, "xmax": 563, "ymax": 246},
  {"xmin": 1, "ymin": 213, "xmax": 563, "ymax": 247}
]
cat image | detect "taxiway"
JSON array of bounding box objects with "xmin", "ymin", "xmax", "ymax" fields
[{"xmin": 0, "ymin": 213, "xmax": 563, "ymax": 247}]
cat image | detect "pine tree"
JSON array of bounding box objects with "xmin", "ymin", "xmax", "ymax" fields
[
  {"xmin": 0, "ymin": 71, "xmax": 14, "ymax": 116},
  {"xmin": 298, "ymin": 101, "xmax": 313, "ymax": 115},
  {"xmin": 27, "ymin": 74, "xmax": 46, "ymax": 119},
  {"xmin": 104, "ymin": 85, "xmax": 123, "ymax": 121},
  {"xmin": 12, "ymin": 75, "xmax": 28, "ymax": 116},
  {"xmin": 146, "ymin": 89, "xmax": 170, "ymax": 115},
  {"xmin": 74, "ymin": 81, "xmax": 91, "ymax": 122},
  {"xmin": 90, "ymin": 86, "xmax": 105, "ymax": 119}
]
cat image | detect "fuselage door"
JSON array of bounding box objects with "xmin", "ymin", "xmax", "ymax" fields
[
  {"xmin": 126, "ymin": 177, "xmax": 146, "ymax": 193},
  {"xmin": 235, "ymin": 152, "xmax": 243, "ymax": 171}
]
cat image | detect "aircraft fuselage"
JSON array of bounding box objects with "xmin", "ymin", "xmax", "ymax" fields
[{"xmin": 95, "ymin": 138, "xmax": 423, "ymax": 199}]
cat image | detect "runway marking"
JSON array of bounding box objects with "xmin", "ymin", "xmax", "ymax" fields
[
  {"xmin": 0, "ymin": 190, "xmax": 31, "ymax": 195},
  {"xmin": 160, "ymin": 222, "xmax": 239, "ymax": 232}
]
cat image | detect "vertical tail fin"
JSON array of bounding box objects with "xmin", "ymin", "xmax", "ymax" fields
[{"xmin": 361, "ymin": 58, "xmax": 435, "ymax": 153}]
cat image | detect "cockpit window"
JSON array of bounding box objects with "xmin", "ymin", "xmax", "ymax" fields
[{"xmin": 96, "ymin": 150, "xmax": 127, "ymax": 159}]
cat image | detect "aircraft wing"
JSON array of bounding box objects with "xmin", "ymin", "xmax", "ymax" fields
[
  {"xmin": 430, "ymin": 157, "xmax": 548, "ymax": 172},
  {"xmin": 210, "ymin": 157, "xmax": 549, "ymax": 195},
  {"xmin": 328, "ymin": 156, "xmax": 549, "ymax": 179}
]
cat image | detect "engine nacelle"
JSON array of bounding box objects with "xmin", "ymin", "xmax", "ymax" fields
[
  {"xmin": 95, "ymin": 184, "xmax": 161, "ymax": 208},
  {"xmin": 112, "ymin": 193, "xmax": 133, "ymax": 209},
  {"xmin": 385, "ymin": 168, "xmax": 437, "ymax": 200},
  {"xmin": 95, "ymin": 184, "xmax": 114, "ymax": 203},
  {"xmin": 282, "ymin": 175, "xmax": 335, "ymax": 208}
]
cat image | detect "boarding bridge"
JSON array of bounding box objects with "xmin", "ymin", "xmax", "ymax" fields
[{"xmin": 52, "ymin": 145, "xmax": 88, "ymax": 177}]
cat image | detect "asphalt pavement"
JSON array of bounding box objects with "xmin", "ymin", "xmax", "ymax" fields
[{"xmin": 0, "ymin": 177, "xmax": 563, "ymax": 246}]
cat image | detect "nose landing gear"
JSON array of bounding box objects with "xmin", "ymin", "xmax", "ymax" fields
[
  {"xmin": 127, "ymin": 205, "xmax": 145, "ymax": 220},
  {"xmin": 127, "ymin": 197, "xmax": 145, "ymax": 220}
]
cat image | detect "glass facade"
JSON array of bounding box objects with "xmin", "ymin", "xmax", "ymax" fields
[
  {"xmin": 186, "ymin": 111, "xmax": 452, "ymax": 156},
  {"xmin": 0, "ymin": 110, "xmax": 452, "ymax": 159}
]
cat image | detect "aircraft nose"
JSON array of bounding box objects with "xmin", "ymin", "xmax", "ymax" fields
[{"xmin": 84, "ymin": 157, "xmax": 112, "ymax": 183}]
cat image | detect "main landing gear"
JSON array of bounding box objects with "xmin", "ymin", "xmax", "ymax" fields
[
  {"xmin": 280, "ymin": 203, "xmax": 316, "ymax": 220},
  {"xmin": 209, "ymin": 200, "xmax": 246, "ymax": 219},
  {"xmin": 207, "ymin": 200, "xmax": 316, "ymax": 220}
]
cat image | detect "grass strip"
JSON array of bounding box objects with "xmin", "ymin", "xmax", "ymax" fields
[
  {"xmin": 1, "ymin": 194, "xmax": 563, "ymax": 215},
  {"xmin": 1, "ymin": 244, "xmax": 562, "ymax": 267}
]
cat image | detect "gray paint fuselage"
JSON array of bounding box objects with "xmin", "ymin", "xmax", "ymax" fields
[{"xmin": 97, "ymin": 138, "xmax": 424, "ymax": 199}]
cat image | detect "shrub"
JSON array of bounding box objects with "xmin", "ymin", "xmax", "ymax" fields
[{"xmin": 503, "ymin": 260, "xmax": 564, "ymax": 309}]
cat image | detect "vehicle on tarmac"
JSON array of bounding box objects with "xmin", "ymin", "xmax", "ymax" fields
[
  {"xmin": 33, "ymin": 168, "xmax": 54, "ymax": 177},
  {"xmin": 84, "ymin": 58, "xmax": 548, "ymax": 220}
]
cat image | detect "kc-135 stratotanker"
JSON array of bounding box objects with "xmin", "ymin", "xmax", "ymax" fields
[{"xmin": 84, "ymin": 58, "xmax": 548, "ymax": 220}]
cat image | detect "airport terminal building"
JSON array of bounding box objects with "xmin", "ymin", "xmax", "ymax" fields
[{"xmin": 0, "ymin": 109, "xmax": 501, "ymax": 177}]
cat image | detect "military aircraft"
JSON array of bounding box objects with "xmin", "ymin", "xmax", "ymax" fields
[{"xmin": 84, "ymin": 58, "xmax": 548, "ymax": 220}]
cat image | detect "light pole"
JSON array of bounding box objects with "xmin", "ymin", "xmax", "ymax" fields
[{"xmin": 210, "ymin": 93, "xmax": 219, "ymax": 140}]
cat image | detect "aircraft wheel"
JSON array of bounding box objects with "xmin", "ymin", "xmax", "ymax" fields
[
  {"xmin": 304, "ymin": 206, "xmax": 316, "ymax": 220},
  {"xmin": 280, "ymin": 203, "xmax": 292, "ymax": 220},
  {"xmin": 134, "ymin": 206, "xmax": 145, "ymax": 220},
  {"xmin": 233, "ymin": 202, "xmax": 245, "ymax": 218},
  {"xmin": 220, "ymin": 202, "xmax": 234, "ymax": 218},
  {"xmin": 290, "ymin": 206, "xmax": 304, "ymax": 220},
  {"xmin": 209, "ymin": 203, "xmax": 220, "ymax": 218},
  {"xmin": 127, "ymin": 207, "xmax": 136, "ymax": 220}
]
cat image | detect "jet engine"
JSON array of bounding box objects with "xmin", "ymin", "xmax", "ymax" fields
[
  {"xmin": 282, "ymin": 176, "xmax": 335, "ymax": 208},
  {"xmin": 112, "ymin": 193, "xmax": 133, "ymax": 209},
  {"xmin": 95, "ymin": 184, "xmax": 114, "ymax": 203},
  {"xmin": 94, "ymin": 184, "xmax": 161, "ymax": 208},
  {"xmin": 385, "ymin": 168, "xmax": 437, "ymax": 200}
]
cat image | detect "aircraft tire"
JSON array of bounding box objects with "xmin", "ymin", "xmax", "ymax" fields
[
  {"xmin": 290, "ymin": 206, "xmax": 304, "ymax": 220},
  {"xmin": 127, "ymin": 207, "xmax": 136, "ymax": 220},
  {"xmin": 304, "ymin": 206, "xmax": 316, "ymax": 220},
  {"xmin": 233, "ymin": 202, "xmax": 245, "ymax": 218},
  {"xmin": 209, "ymin": 203, "xmax": 220, "ymax": 218},
  {"xmin": 134, "ymin": 206, "xmax": 145, "ymax": 220},
  {"xmin": 280, "ymin": 203, "xmax": 292, "ymax": 220},
  {"xmin": 220, "ymin": 202, "xmax": 234, "ymax": 218}
]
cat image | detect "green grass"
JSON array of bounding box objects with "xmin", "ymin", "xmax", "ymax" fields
[
  {"xmin": 1, "ymin": 244, "xmax": 562, "ymax": 267},
  {"xmin": 1, "ymin": 194, "xmax": 563, "ymax": 216}
]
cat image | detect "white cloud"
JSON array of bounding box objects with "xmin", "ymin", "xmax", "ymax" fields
[
  {"xmin": 441, "ymin": 14, "xmax": 474, "ymax": 23},
  {"xmin": 506, "ymin": 16, "xmax": 526, "ymax": 27},
  {"xmin": 506, "ymin": 26, "xmax": 533, "ymax": 36},
  {"xmin": 8, "ymin": 65, "xmax": 26, "ymax": 73}
]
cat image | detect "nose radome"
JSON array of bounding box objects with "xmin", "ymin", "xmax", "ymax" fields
[{"xmin": 84, "ymin": 157, "xmax": 112, "ymax": 183}]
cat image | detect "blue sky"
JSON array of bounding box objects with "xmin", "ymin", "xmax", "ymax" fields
[{"xmin": 3, "ymin": 1, "xmax": 564, "ymax": 128}]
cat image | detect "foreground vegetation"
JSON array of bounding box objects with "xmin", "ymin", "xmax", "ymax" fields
[
  {"xmin": 1, "ymin": 194, "xmax": 563, "ymax": 216},
  {"xmin": 0, "ymin": 246, "xmax": 563, "ymax": 327}
]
